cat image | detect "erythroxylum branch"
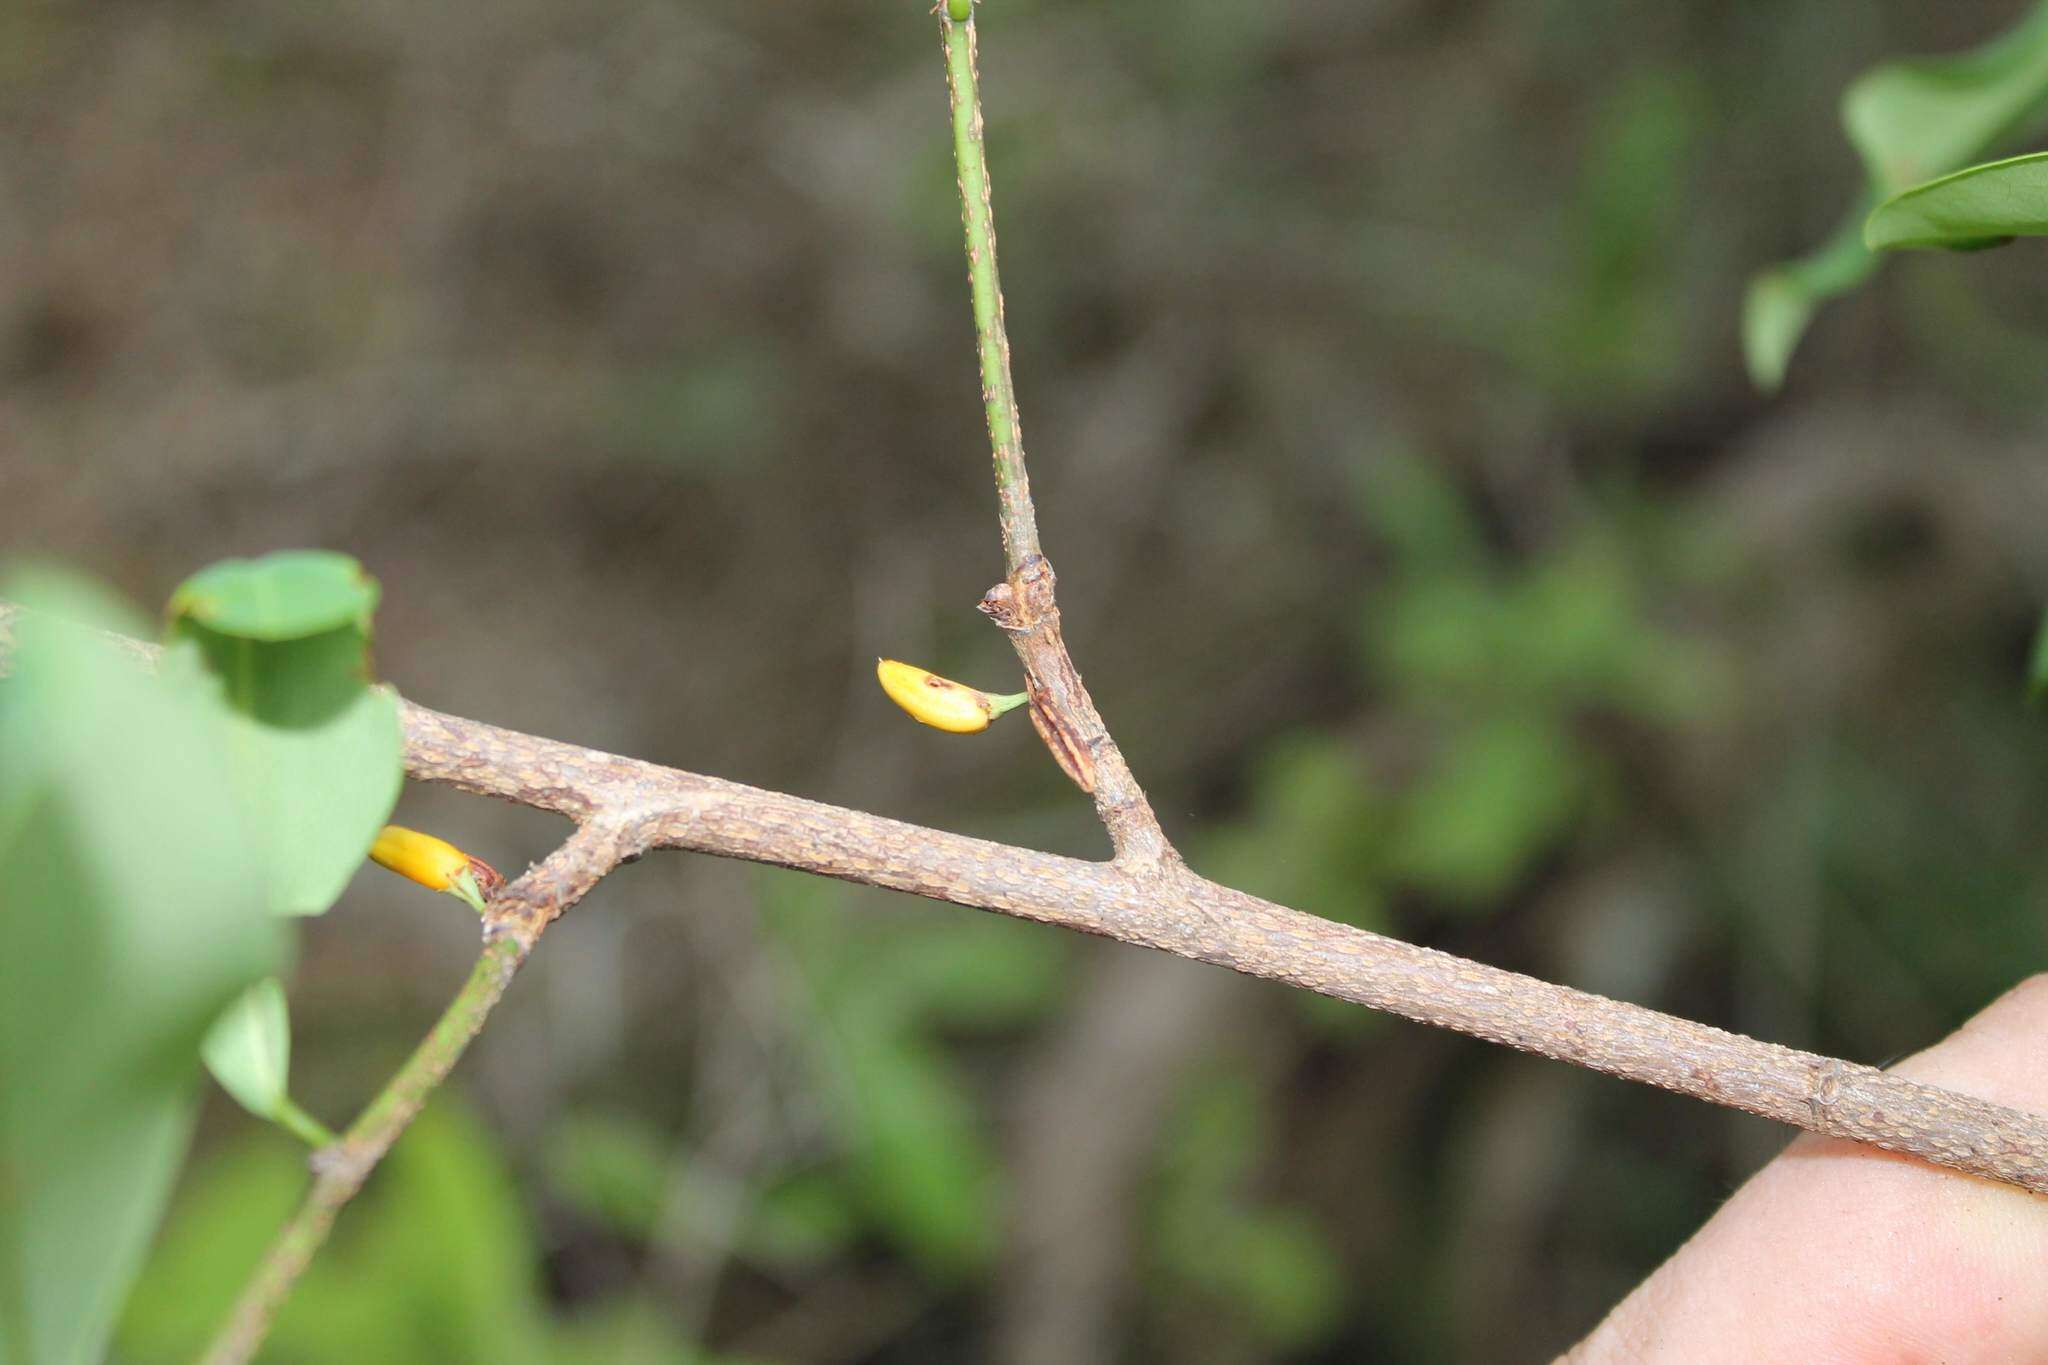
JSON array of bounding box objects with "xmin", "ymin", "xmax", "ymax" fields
[
  {"xmin": 199, "ymin": 819, "xmax": 635, "ymax": 1365},
  {"xmin": 4, "ymin": 5, "xmax": 2045, "ymax": 1357}
]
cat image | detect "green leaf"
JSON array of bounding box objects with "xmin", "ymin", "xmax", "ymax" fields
[
  {"xmin": 1865, "ymin": 150, "xmax": 2048, "ymax": 250},
  {"xmin": 1200, "ymin": 734, "xmax": 1385, "ymax": 930},
  {"xmin": 549, "ymin": 1299, "xmax": 723, "ymax": 1365},
  {"xmin": 167, "ymin": 549, "xmax": 379, "ymax": 641},
  {"xmin": 1742, "ymin": 206, "xmax": 1879, "ymax": 393},
  {"xmin": 202, "ymin": 976, "xmax": 291, "ymax": 1120},
  {"xmin": 0, "ymin": 571, "xmax": 281, "ymax": 1365},
  {"xmin": 1374, "ymin": 572, "xmax": 1505, "ymax": 693},
  {"xmin": 1217, "ymin": 1211, "xmax": 1345, "ymax": 1347},
  {"xmin": 294, "ymin": 1104, "xmax": 546, "ymax": 1363},
  {"xmin": 165, "ymin": 553, "xmax": 403, "ymax": 917},
  {"xmin": 755, "ymin": 872, "xmax": 1010, "ymax": 1277},
  {"xmin": 1746, "ymin": 2, "xmax": 2048, "ymax": 389},
  {"xmin": 1844, "ymin": 2, "xmax": 2048, "ymax": 195},
  {"xmin": 1352, "ymin": 449, "xmax": 1489, "ymax": 576}
]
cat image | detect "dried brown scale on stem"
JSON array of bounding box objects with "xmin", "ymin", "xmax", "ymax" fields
[
  {"xmin": 977, "ymin": 559, "xmax": 1171, "ymax": 865},
  {"xmin": 1025, "ymin": 695, "xmax": 1096, "ymax": 796}
]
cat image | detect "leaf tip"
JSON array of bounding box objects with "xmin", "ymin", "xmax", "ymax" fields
[{"xmin": 1740, "ymin": 271, "xmax": 1808, "ymax": 394}]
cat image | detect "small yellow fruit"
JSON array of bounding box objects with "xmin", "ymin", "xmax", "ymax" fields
[
  {"xmin": 370, "ymin": 825, "xmax": 502, "ymax": 913},
  {"xmin": 876, "ymin": 658, "xmax": 1027, "ymax": 734}
]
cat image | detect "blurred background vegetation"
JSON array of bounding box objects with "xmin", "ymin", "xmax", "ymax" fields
[{"xmin": 8, "ymin": 0, "xmax": 2048, "ymax": 1360}]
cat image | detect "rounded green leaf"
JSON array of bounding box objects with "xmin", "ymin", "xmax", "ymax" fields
[
  {"xmin": 202, "ymin": 977, "xmax": 291, "ymax": 1120},
  {"xmin": 0, "ymin": 570, "xmax": 282, "ymax": 1365},
  {"xmin": 1743, "ymin": 271, "xmax": 1822, "ymax": 395},
  {"xmin": 1741, "ymin": 207, "xmax": 1877, "ymax": 393},
  {"xmin": 164, "ymin": 554, "xmax": 404, "ymax": 918},
  {"xmin": 1843, "ymin": 3, "xmax": 2048, "ymax": 195},
  {"xmin": 1865, "ymin": 151, "xmax": 2048, "ymax": 251},
  {"xmin": 168, "ymin": 550, "xmax": 380, "ymax": 642}
]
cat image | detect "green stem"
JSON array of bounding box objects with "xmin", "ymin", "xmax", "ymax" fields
[
  {"xmin": 200, "ymin": 934, "xmax": 525, "ymax": 1365},
  {"xmin": 271, "ymin": 1097, "xmax": 340, "ymax": 1150},
  {"xmin": 986, "ymin": 689, "xmax": 1031, "ymax": 718},
  {"xmin": 942, "ymin": 8, "xmax": 1042, "ymax": 573},
  {"xmin": 447, "ymin": 867, "xmax": 489, "ymax": 915},
  {"xmin": 201, "ymin": 820, "xmax": 622, "ymax": 1363}
]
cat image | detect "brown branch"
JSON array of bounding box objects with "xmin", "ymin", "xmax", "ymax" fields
[
  {"xmin": 17, "ymin": 587, "xmax": 2047, "ymax": 1230},
  {"xmin": 397, "ymin": 693, "xmax": 2048, "ymax": 1195},
  {"xmin": 199, "ymin": 819, "xmax": 635, "ymax": 1365}
]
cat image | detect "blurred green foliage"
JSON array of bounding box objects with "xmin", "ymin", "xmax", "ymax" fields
[
  {"xmin": 119, "ymin": 1105, "xmax": 738, "ymax": 1364},
  {"xmin": 761, "ymin": 871, "xmax": 1069, "ymax": 1278},
  {"xmin": 1364, "ymin": 457, "xmax": 1723, "ymax": 908},
  {"xmin": 1149, "ymin": 1069, "xmax": 1343, "ymax": 1350}
]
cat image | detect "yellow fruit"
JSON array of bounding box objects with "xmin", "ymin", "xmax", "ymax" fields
[
  {"xmin": 876, "ymin": 658, "xmax": 1027, "ymax": 734},
  {"xmin": 369, "ymin": 825, "xmax": 502, "ymax": 913}
]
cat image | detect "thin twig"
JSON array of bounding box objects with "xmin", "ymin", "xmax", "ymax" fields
[
  {"xmin": 944, "ymin": 9, "xmax": 1039, "ymax": 574},
  {"xmin": 940, "ymin": 8, "xmax": 1173, "ymax": 866},
  {"xmin": 199, "ymin": 820, "xmax": 638, "ymax": 1365}
]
